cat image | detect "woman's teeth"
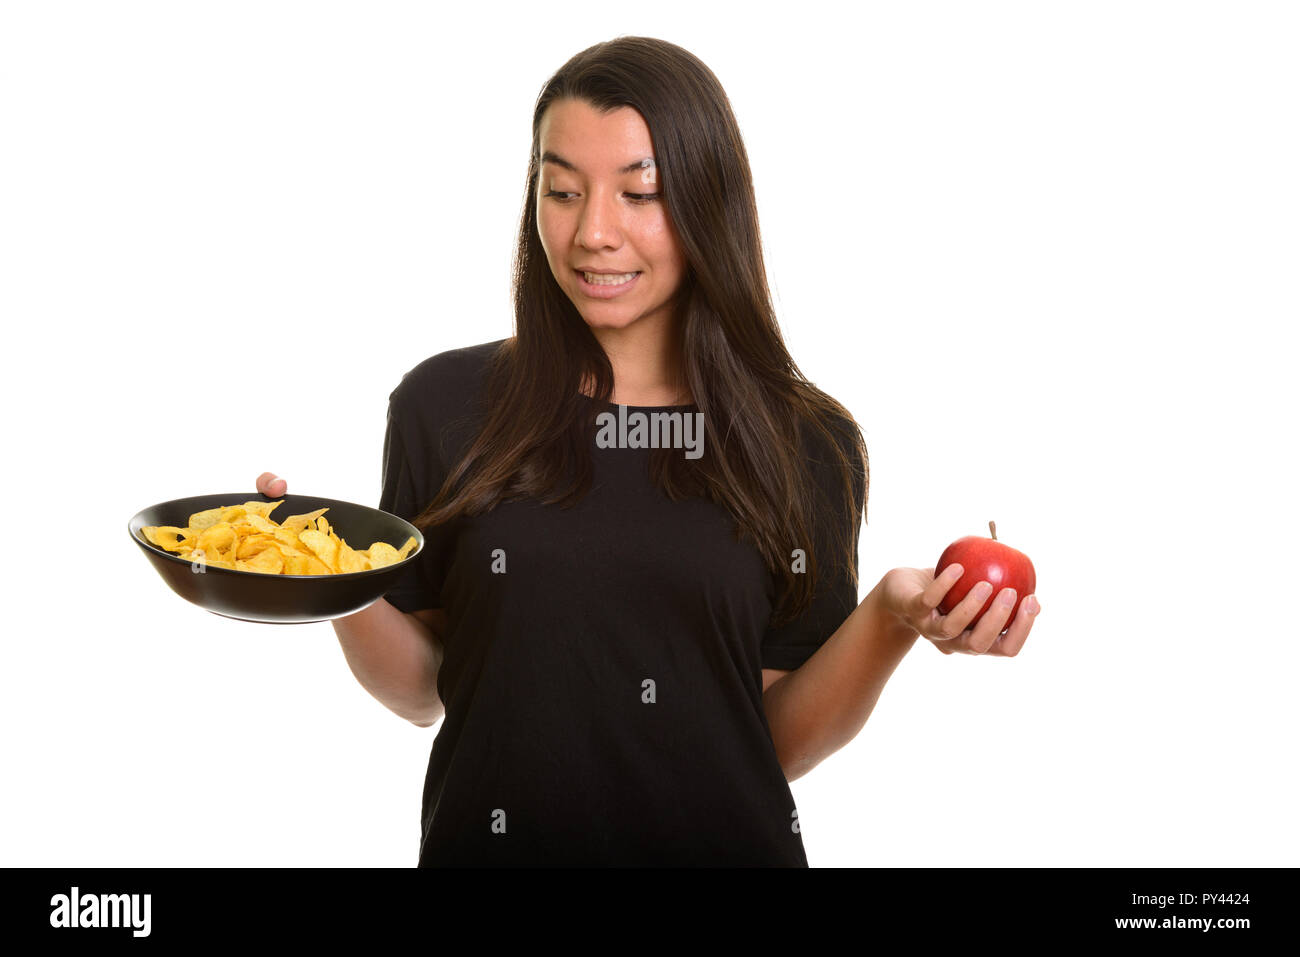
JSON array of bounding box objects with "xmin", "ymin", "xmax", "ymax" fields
[{"xmin": 583, "ymin": 271, "xmax": 638, "ymax": 285}]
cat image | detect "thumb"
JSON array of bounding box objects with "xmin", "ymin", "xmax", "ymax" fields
[{"xmin": 256, "ymin": 472, "xmax": 288, "ymax": 497}]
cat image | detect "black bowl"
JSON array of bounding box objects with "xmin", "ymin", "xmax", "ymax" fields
[{"xmin": 128, "ymin": 492, "xmax": 425, "ymax": 624}]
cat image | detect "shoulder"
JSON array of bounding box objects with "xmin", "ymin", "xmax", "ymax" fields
[
  {"xmin": 812, "ymin": 408, "xmax": 862, "ymax": 457},
  {"xmin": 795, "ymin": 399, "xmax": 867, "ymax": 514},
  {"xmin": 390, "ymin": 338, "xmax": 507, "ymax": 410},
  {"xmin": 388, "ymin": 338, "xmax": 508, "ymax": 463},
  {"xmin": 794, "ymin": 399, "xmax": 863, "ymax": 469}
]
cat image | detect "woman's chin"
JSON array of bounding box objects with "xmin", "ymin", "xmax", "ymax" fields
[{"xmin": 578, "ymin": 311, "xmax": 641, "ymax": 332}]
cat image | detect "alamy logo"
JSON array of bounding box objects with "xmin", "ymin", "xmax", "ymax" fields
[
  {"xmin": 50, "ymin": 886, "xmax": 151, "ymax": 937},
  {"xmin": 595, "ymin": 405, "xmax": 705, "ymax": 460}
]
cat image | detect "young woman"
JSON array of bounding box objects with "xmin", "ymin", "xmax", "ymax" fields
[{"xmin": 257, "ymin": 36, "xmax": 1040, "ymax": 867}]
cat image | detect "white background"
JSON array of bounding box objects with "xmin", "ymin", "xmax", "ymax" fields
[{"xmin": 2, "ymin": 0, "xmax": 1296, "ymax": 867}]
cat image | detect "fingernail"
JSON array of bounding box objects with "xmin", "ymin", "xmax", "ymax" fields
[
  {"xmin": 1027, "ymin": 597, "xmax": 1040, "ymax": 615},
  {"xmin": 974, "ymin": 582, "xmax": 993, "ymax": 599},
  {"xmin": 998, "ymin": 588, "xmax": 1017, "ymax": 607}
]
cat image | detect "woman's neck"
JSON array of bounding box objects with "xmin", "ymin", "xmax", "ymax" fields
[{"xmin": 586, "ymin": 320, "xmax": 693, "ymax": 407}]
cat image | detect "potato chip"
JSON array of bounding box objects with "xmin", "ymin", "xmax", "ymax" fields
[
  {"xmin": 186, "ymin": 506, "xmax": 227, "ymax": 532},
  {"xmin": 194, "ymin": 552, "xmax": 235, "ymax": 571},
  {"xmin": 281, "ymin": 508, "xmax": 329, "ymax": 536},
  {"xmin": 241, "ymin": 501, "xmax": 282, "ymax": 520},
  {"xmin": 142, "ymin": 526, "xmax": 190, "ymax": 552},
  {"xmin": 337, "ymin": 540, "xmax": 367, "ymax": 574},
  {"xmin": 242, "ymin": 513, "xmax": 279, "ymax": 535},
  {"xmin": 236, "ymin": 534, "xmax": 276, "ymax": 560},
  {"xmin": 365, "ymin": 542, "xmax": 400, "ymax": 568},
  {"xmin": 299, "ymin": 529, "xmax": 339, "ymax": 573},
  {"xmin": 242, "ymin": 547, "xmax": 284, "ymax": 575},
  {"xmin": 196, "ymin": 524, "xmax": 236, "ymax": 557}
]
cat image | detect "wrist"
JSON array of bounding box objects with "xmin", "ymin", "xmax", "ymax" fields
[{"xmin": 864, "ymin": 573, "xmax": 921, "ymax": 645}]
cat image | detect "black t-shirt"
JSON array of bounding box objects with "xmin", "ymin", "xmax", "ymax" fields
[{"xmin": 377, "ymin": 339, "xmax": 864, "ymax": 866}]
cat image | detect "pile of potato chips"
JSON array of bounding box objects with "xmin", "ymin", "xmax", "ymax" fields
[{"xmin": 141, "ymin": 500, "xmax": 417, "ymax": 575}]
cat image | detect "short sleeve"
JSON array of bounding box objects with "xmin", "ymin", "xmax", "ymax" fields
[
  {"xmin": 760, "ymin": 415, "xmax": 866, "ymax": 671},
  {"xmin": 377, "ymin": 394, "xmax": 451, "ymax": 614}
]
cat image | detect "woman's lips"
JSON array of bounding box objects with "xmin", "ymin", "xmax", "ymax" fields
[{"xmin": 575, "ymin": 269, "xmax": 641, "ymax": 298}]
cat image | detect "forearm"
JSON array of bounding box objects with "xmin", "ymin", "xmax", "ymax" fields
[
  {"xmin": 763, "ymin": 577, "xmax": 919, "ymax": 781},
  {"xmin": 332, "ymin": 598, "xmax": 445, "ymax": 727}
]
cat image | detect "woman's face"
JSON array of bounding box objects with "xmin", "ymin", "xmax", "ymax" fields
[{"xmin": 536, "ymin": 98, "xmax": 689, "ymax": 334}]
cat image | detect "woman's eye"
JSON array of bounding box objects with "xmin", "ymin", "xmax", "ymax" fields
[{"xmin": 542, "ymin": 190, "xmax": 660, "ymax": 204}]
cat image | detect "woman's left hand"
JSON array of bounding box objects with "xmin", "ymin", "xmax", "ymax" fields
[{"xmin": 879, "ymin": 565, "xmax": 1040, "ymax": 657}]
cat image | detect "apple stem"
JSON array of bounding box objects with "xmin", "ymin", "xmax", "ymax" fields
[{"xmin": 989, "ymin": 520, "xmax": 997, "ymax": 541}]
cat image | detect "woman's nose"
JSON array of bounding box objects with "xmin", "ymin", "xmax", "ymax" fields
[{"xmin": 575, "ymin": 189, "xmax": 623, "ymax": 249}]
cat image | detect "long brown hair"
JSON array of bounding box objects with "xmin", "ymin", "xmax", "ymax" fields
[{"xmin": 413, "ymin": 36, "xmax": 868, "ymax": 625}]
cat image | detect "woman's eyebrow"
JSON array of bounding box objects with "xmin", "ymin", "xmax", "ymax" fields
[{"xmin": 541, "ymin": 151, "xmax": 657, "ymax": 175}]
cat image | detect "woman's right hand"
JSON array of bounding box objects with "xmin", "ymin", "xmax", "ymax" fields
[{"xmin": 255, "ymin": 472, "xmax": 288, "ymax": 498}]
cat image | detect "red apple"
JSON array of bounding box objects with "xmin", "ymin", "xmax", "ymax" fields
[{"xmin": 935, "ymin": 521, "xmax": 1036, "ymax": 634}]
